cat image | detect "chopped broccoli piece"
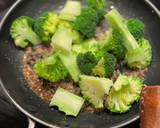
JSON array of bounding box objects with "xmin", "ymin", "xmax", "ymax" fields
[
  {"xmin": 87, "ymin": 0, "xmax": 107, "ymax": 20},
  {"xmin": 58, "ymin": 20, "xmax": 83, "ymax": 44},
  {"xmin": 105, "ymin": 75, "xmax": 143, "ymax": 113},
  {"xmin": 77, "ymin": 51, "xmax": 97, "ymax": 75},
  {"xmin": 72, "ymin": 0, "xmax": 107, "ymax": 38},
  {"xmin": 50, "ymin": 87, "xmax": 84, "ymax": 117},
  {"xmin": 125, "ymin": 38, "xmax": 152, "ymax": 69},
  {"xmin": 106, "ymin": 9, "xmax": 139, "ymax": 51},
  {"xmin": 106, "ymin": 8, "xmax": 152, "ymax": 69},
  {"xmin": 59, "ymin": 52, "xmax": 81, "ymax": 82},
  {"xmin": 74, "ymin": 38, "xmax": 117, "ymax": 78},
  {"xmin": 101, "ymin": 29, "xmax": 127, "ymax": 60},
  {"xmin": 34, "ymin": 52, "xmax": 68, "ymax": 82},
  {"xmin": 34, "ymin": 11, "xmax": 59, "ymax": 42},
  {"xmin": 79, "ymin": 75, "xmax": 113, "ymax": 108},
  {"xmin": 51, "ymin": 28, "xmax": 72, "ymax": 54},
  {"xmin": 112, "ymin": 75, "xmax": 129, "ymax": 91},
  {"xmin": 92, "ymin": 53, "xmax": 117, "ymax": 78},
  {"xmin": 72, "ymin": 7, "xmax": 98, "ymax": 38},
  {"xmin": 59, "ymin": 1, "xmax": 81, "ymax": 21},
  {"xmin": 127, "ymin": 18, "xmax": 145, "ymax": 41},
  {"xmin": 72, "ymin": 38, "xmax": 98, "ymax": 54},
  {"xmin": 10, "ymin": 16, "xmax": 41, "ymax": 48}
]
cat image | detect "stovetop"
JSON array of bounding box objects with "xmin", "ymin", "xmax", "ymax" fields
[{"xmin": 0, "ymin": 0, "xmax": 160, "ymax": 128}]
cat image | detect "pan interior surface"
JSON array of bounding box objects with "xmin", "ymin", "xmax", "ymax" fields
[{"xmin": 0, "ymin": 0, "xmax": 160, "ymax": 127}]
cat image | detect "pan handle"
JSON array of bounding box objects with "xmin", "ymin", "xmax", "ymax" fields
[
  {"xmin": 28, "ymin": 118, "xmax": 36, "ymax": 128},
  {"xmin": 144, "ymin": 0, "xmax": 160, "ymax": 17}
]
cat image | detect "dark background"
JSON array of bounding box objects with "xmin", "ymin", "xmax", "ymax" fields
[{"xmin": 0, "ymin": 0, "xmax": 160, "ymax": 128}]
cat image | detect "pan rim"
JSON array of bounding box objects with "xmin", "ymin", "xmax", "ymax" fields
[{"xmin": 0, "ymin": 0, "xmax": 159, "ymax": 128}]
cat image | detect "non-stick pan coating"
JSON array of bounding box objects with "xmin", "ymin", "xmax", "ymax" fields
[{"xmin": 0, "ymin": 0, "xmax": 160, "ymax": 127}]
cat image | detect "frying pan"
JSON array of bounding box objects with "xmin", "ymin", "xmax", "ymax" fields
[{"xmin": 0, "ymin": 0, "xmax": 160, "ymax": 127}]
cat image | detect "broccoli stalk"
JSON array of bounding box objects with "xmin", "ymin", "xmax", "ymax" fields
[
  {"xmin": 50, "ymin": 87, "xmax": 84, "ymax": 117},
  {"xmin": 10, "ymin": 16, "xmax": 41, "ymax": 48},
  {"xmin": 59, "ymin": 52, "xmax": 81, "ymax": 82},
  {"xmin": 34, "ymin": 52, "xmax": 68, "ymax": 82},
  {"xmin": 51, "ymin": 27, "xmax": 73, "ymax": 54},
  {"xmin": 79, "ymin": 75, "xmax": 113, "ymax": 108},
  {"xmin": 59, "ymin": 1, "xmax": 81, "ymax": 21},
  {"xmin": 58, "ymin": 20, "xmax": 83, "ymax": 44},
  {"xmin": 105, "ymin": 75, "xmax": 144, "ymax": 113},
  {"xmin": 106, "ymin": 9, "xmax": 152, "ymax": 69}
]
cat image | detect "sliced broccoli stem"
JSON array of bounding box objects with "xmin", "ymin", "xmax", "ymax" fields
[
  {"xmin": 80, "ymin": 75, "xmax": 113, "ymax": 108},
  {"xmin": 105, "ymin": 9, "xmax": 139, "ymax": 51},
  {"xmin": 59, "ymin": 52, "xmax": 81, "ymax": 82},
  {"xmin": 59, "ymin": 1, "xmax": 81, "ymax": 21},
  {"xmin": 50, "ymin": 87, "xmax": 84, "ymax": 117},
  {"xmin": 21, "ymin": 27, "xmax": 41, "ymax": 45}
]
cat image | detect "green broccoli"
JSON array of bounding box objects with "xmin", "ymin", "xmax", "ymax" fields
[
  {"xmin": 59, "ymin": 1, "xmax": 81, "ymax": 21},
  {"xmin": 106, "ymin": 8, "xmax": 152, "ymax": 69},
  {"xmin": 72, "ymin": 7, "xmax": 98, "ymax": 38},
  {"xmin": 10, "ymin": 16, "xmax": 41, "ymax": 48},
  {"xmin": 100, "ymin": 29, "xmax": 127, "ymax": 60},
  {"xmin": 79, "ymin": 75, "xmax": 113, "ymax": 108},
  {"xmin": 74, "ymin": 38, "xmax": 117, "ymax": 78},
  {"xmin": 51, "ymin": 27, "xmax": 72, "ymax": 54},
  {"xmin": 59, "ymin": 52, "xmax": 81, "ymax": 82},
  {"xmin": 34, "ymin": 52, "xmax": 68, "ymax": 82},
  {"xmin": 92, "ymin": 52, "xmax": 117, "ymax": 78},
  {"xmin": 105, "ymin": 75, "xmax": 143, "ymax": 113},
  {"xmin": 72, "ymin": 0, "xmax": 107, "ymax": 38},
  {"xmin": 77, "ymin": 51, "xmax": 97, "ymax": 75},
  {"xmin": 72, "ymin": 38, "xmax": 98, "ymax": 54},
  {"xmin": 58, "ymin": 20, "xmax": 83, "ymax": 44},
  {"xmin": 125, "ymin": 38, "xmax": 152, "ymax": 69},
  {"xmin": 34, "ymin": 11, "xmax": 59, "ymax": 42},
  {"xmin": 50, "ymin": 87, "xmax": 84, "ymax": 117},
  {"xmin": 87, "ymin": 0, "xmax": 107, "ymax": 20},
  {"xmin": 127, "ymin": 18, "xmax": 145, "ymax": 41}
]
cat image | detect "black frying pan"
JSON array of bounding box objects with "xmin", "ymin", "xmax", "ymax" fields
[{"xmin": 0, "ymin": 0, "xmax": 160, "ymax": 127}]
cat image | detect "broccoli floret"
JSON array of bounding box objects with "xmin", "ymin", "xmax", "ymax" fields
[
  {"xmin": 77, "ymin": 51, "xmax": 97, "ymax": 75},
  {"xmin": 74, "ymin": 39, "xmax": 117, "ymax": 78},
  {"xmin": 105, "ymin": 75, "xmax": 143, "ymax": 113},
  {"xmin": 92, "ymin": 53, "xmax": 117, "ymax": 78},
  {"xmin": 127, "ymin": 18, "xmax": 145, "ymax": 41},
  {"xmin": 72, "ymin": 7, "xmax": 98, "ymax": 38},
  {"xmin": 10, "ymin": 16, "xmax": 41, "ymax": 48},
  {"xmin": 34, "ymin": 11, "xmax": 59, "ymax": 42},
  {"xmin": 59, "ymin": 1, "xmax": 81, "ymax": 21},
  {"xmin": 125, "ymin": 38, "xmax": 152, "ymax": 69},
  {"xmin": 58, "ymin": 20, "xmax": 83, "ymax": 44},
  {"xmin": 79, "ymin": 75, "xmax": 113, "ymax": 108},
  {"xmin": 106, "ymin": 9, "xmax": 152, "ymax": 69},
  {"xmin": 87, "ymin": 0, "xmax": 107, "ymax": 20},
  {"xmin": 101, "ymin": 29, "xmax": 127, "ymax": 60},
  {"xmin": 34, "ymin": 52, "xmax": 68, "ymax": 82},
  {"xmin": 59, "ymin": 52, "xmax": 81, "ymax": 82},
  {"xmin": 50, "ymin": 87, "xmax": 84, "ymax": 117}
]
